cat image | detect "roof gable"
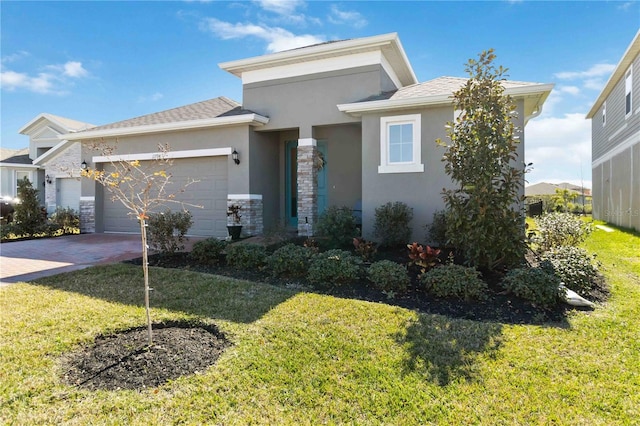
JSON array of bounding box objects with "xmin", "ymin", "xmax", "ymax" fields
[{"xmin": 19, "ymin": 113, "xmax": 95, "ymax": 136}]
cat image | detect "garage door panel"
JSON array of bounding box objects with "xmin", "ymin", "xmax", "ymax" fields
[{"xmin": 103, "ymin": 157, "xmax": 228, "ymax": 237}]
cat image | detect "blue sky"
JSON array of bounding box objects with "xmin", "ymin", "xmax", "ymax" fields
[{"xmin": 1, "ymin": 1, "xmax": 639, "ymax": 188}]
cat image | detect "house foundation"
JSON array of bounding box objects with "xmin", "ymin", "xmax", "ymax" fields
[{"xmin": 227, "ymin": 194, "xmax": 263, "ymax": 237}]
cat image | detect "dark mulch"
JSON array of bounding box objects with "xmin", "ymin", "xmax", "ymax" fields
[{"xmin": 60, "ymin": 321, "xmax": 230, "ymax": 391}]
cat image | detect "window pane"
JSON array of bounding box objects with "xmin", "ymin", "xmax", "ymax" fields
[
  {"xmin": 401, "ymin": 124, "xmax": 413, "ymax": 143},
  {"xmin": 389, "ymin": 125, "xmax": 401, "ymax": 144},
  {"xmin": 389, "ymin": 144, "xmax": 402, "ymax": 163},
  {"xmin": 627, "ymin": 93, "xmax": 632, "ymax": 115},
  {"xmin": 402, "ymin": 144, "xmax": 413, "ymax": 162}
]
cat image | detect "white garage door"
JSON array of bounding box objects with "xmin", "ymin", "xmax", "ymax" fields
[
  {"xmin": 57, "ymin": 178, "xmax": 81, "ymax": 212},
  {"xmin": 102, "ymin": 157, "xmax": 228, "ymax": 237}
]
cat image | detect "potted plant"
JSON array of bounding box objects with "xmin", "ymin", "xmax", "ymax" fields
[{"xmin": 227, "ymin": 205, "xmax": 243, "ymax": 240}]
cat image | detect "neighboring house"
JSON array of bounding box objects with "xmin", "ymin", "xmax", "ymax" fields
[
  {"xmin": 18, "ymin": 113, "xmax": 95, "ymax": 215},
  {"xmin": 525, "ymin": 182, "xmax": 591, "ymax": 206},
  {"xmin": 59, "ymin": 33, "xmax": 552, "ymax": 240},
  {"xmin": 0, "ymin": 148, "xmax": 38, "ymax": 201},
  {"xmin": 587, "ymin": 29, "xmax": 640, "ymax": 231}
]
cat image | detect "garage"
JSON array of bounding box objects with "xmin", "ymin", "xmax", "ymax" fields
[{"xmin": 102, "ymin": 156, "xmax": 228, "ymax": 237}]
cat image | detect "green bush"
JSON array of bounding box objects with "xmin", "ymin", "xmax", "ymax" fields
[
  {"xmin": 13, "ymin": 177, "xmax": 46, "ymax": 237},
  {"xmin": 225, "ymin": 243, "xmax": 268, "ymax": 270},
  {"xmin": 367, "ymin": 260, "xmax": 410, "ymax": 293},
  {"xmin": 316, "ymin": 206, "xmax": 358, "ymax": 248},
  {"xmin": 49, "ymin": 207, "xmax": 79, "ymax": 234},
  {"xmin": 267, "ymin": 243, "xmax": 314, "ymax": 278},
  {"xmin": 540, "ymin": 246, "xmax": 601, "ymax": 295},
  {"xmin": 426, "ymin": 210, "xmax": 448, "ymax": 247},
  {"xmin": 188, "ymin": 238, "xmax": 227, "ymax": 265},
  {"xmin": 373, "ymin": 201, "xmax": 413, "ymax": 247},
  {"xmin": 147, "ymin": 209, "xmax": 193, "ymax": 255},
  {"xmin": 307, "ymin": 249, "xmax": 362, "ymax": 289},
  {"xmin": 420, "ymin": 264, "xmax": 488, "ymax": 301},
  {"xmin": 501, "ymin": 267, "xmax": 561, "ymax": 308},
  {"xmin": 532, "ymin": 212, "xmax": 592, "ymax": 253}
]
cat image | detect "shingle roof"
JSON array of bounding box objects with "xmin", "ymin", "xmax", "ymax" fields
[
  {"xmin": 359, "ymin": 76, "xmax": 547, "ymax": 102},
  {"xmin": 85, "ymin": 97, "xmax": 254, "ymax": 132},
  {"xmin": 0, "ymin": 148, "xmax": 30, "ymax": 163}
]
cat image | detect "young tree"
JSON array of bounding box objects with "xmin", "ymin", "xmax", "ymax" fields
[
  {"xmin": 437, "ymin": 49, "xmax": 527, "ymax": 270},
  {"xmin": 82, "ymin": 142, "xmax": 197, "ymax": 346},
  {"xmin": 13, "ymin": 177, "xmax": 46, "ymax": 236}
]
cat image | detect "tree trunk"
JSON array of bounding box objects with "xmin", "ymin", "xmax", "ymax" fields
[{"xmin": 140, "ymin": 218, "xmax": 153, "ymax": 346}]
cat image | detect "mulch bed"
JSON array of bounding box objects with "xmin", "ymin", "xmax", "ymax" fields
[{"xmin": 60, "ymin": 321, "xmax": 230, "ymax": 391}]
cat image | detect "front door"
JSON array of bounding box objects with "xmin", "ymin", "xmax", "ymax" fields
[{"xmin": 285, "ymin": 140, "xmax": 328, "ymax": 228}]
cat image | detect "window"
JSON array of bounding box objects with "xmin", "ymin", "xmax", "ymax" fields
[
  {"xmin": 15, "ymin": 171, "xmax": 30, "ymax": 196},
  {"xmin": 602, "ymin": 101, "xmax": 606, "ymax": 126},
  {"xmin": 379, "ymin": 114, "xmax": 424, "ymax": 174},
  {"xmin": 625, "ymin": 66, "xmax": 633, "ymax": 118}
]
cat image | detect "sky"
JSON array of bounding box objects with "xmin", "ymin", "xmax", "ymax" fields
[{"xmin": 1, "ymin": 1, "xmax": 639, "ymax": 189}]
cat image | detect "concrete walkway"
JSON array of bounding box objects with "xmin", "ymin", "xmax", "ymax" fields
[{"xmin": 0, "ymin": 233, "xmax": 144, "ymax": 286}]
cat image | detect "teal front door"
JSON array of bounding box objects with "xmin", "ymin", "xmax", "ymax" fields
[{"xmin": 285, "ymin": 140, "xmax": 328, "ymax": 228}]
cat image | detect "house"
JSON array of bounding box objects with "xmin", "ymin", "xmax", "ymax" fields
[
  {"xmin": 525, "ymin": 182, "xmax": 591, "ymax": 206},
  {"xmin": 587, "ymin": 29, "xmax": 640, "ymax": 231},
  {"xmin": 58, "ymin": 33, "xmax": 552, "ymax": 241},
  {"xmin": 16, "ymin": 113, "xmax": 95, "ymax": 216},
  {"xmin": 0, "ymin": 147, "xmax": 37, "ymax": 201}
]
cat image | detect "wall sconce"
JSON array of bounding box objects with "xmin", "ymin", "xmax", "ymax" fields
[
  {"xmin": 81, "ymin": 160, "xmax": 88, "ymax": 170},
  {"xmin": 45, "ymin": 175, "xmax": 52, "ymax": 185},
  {"xmin": 232, "ymin": 150, "xmax": 240, "ymax": 165}
]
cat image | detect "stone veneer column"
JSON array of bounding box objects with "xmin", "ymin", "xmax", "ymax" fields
[
  {"xmin": 79, "ymin": 196, "xmax": 96, "ymax": 233},
  {"xmin": 297, "ymin": 138, "xmax": 318, "ymax": 236},
  {"xmin": 227, "ymin": 194, "xmax": 263, "ymax": 237}
]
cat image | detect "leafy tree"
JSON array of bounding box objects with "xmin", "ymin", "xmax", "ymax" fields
[
  {"xmin": 13, "ymin": 177, "xmax": 46, "ymax": 236},
  {"xmin": 551, "ymin": 188, "xmax": 578, "ymax": 213},
  {"xmin": 437, "ymin": 49, "xmax": 527, "ymax": 270},
  {"xmin": 82, "ymin": 142, "xmax": 197, "ymax": 346}
]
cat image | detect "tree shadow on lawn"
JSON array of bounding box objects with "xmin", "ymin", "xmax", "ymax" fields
[
  {"xmin": 396, "ymin": 314, "xmax": 504, "ymax": 386},
  {"xmin": 33, "ymin": 263, "xmax": 299, "ymax": 325}
]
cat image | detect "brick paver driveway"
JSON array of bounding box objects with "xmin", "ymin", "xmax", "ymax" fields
[{"xmin": 0, "ymin": 233, "xmax": 143, "ymax": 285}]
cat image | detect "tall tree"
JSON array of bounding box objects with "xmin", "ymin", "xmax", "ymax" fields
[
  {"xmin": 13, "ymin": 177, "xmax": 46, "ymax": 236},
  {"xmin": 437, "ymin": 49, "xmax": 527, "ymax": 270}
]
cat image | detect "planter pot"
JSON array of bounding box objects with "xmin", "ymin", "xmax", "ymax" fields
[{"xmin": 227, "ymin": 225, "xmax": 242, "ymax": 241}]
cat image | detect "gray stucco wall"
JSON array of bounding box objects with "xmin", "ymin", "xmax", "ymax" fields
[
  {"xmin": 249, "ymin": 130, "xmax": 280, "ymax": 230},
  {"xmin": 361, "ymin": 99, "xmax": 528, "ymax": 244},
  {"xmin": 243, "ymin": 65, "xmax": 397, "ymax": 138},
  {"xmin": 313, "ymin": 124, "xmax": 362, "ymax": 210}
]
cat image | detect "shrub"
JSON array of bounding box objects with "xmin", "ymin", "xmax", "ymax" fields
[
  {"xmin": 420, "ymin": 264, "xmax": 488, "ymax": 301},
  {"xmin": 367, "ymin": 260, "xmax": 410, "ymax": 294},
  {"xmin": 225, "ymin": 243, "xmax": 268, "ymax": 270},
  {"xmin": 188, "ymin": 238, "xmax": 227, "ymax": 265},
  {"xmin": 49, "ymin": 207, "xmax": 80, "ymax": 234},
  {"xmin": 407, "ymin": 242, "xmax": 441, "ymax": 274},
  {"xmin": 540, "ymin": 246, "xmax": 601, "ymax": 295},
  {"xmin": 147, "ymin": 209, "xmax": 193, "ymax": 255},
  {"xmin": 501, "ymin": 267, "xmax": 561, "ymax": 308},
  {"xmin": 426, "ymin": 210, "xmax": 448, "ymax": 247},
  {"xmin": 373, "ymin": 201, "xmax": 413, "ymax": 247},
  {"xmin": 13, "ymin": 177, "xmax": 46, "ymax": 237},
  {"xmin": 316, "ymin": 206, "xmax": 358, "ymax": 248},
  {"xmin": 267, "ymin": 243, "xmax": 314, "ymax": 278},
  {"xmin": 353, "ymin": 237, "xmax": 377, "ymax": 262},
  {"xmin": 532, "ymin": 212, "xmax": 592, "ymax": 253},
  {"xmin": 307, "ymin": 249, "xmax": 362, "ymax": 288}
]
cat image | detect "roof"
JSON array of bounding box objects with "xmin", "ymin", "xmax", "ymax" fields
[
  {"xmin": 19, "ymin": 113, "xmax": 95, "ymax": 135},
  {"xmin": 338, "ymin": 76, "xmax": 554, "ymax": 119},
  {"xmin": 63, "ymin": 97, "xmax": 269, "ymax": 140},
  {"xmin": 587, "ymin": 29, "xmax": 640, "ymax": 119},
  {"xmin": 219, "ymin": 32, "xmax": 418, "ymax": 88},
  {"xmin": 525, "ymin": 182, "xmax": 591, "ymax": 197},
  {"xmin": 0, "ymin": 148, "xmax": 29, "ymax": 162}
]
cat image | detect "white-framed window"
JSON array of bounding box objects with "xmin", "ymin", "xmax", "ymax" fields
[
  {"xmin": 15, "ymin": 171, "xmax": 30, "ymax": 196},
  {"xmin": 379, "ymin": 114, "xmax": 424, "ymax": 174},
  {"xmin": 602, "ymin": 101, "xmax": 606, "ymax": 126},
  {"xmin": 625, "ymin": 65, "xmax": 633, "ymax": 118}
]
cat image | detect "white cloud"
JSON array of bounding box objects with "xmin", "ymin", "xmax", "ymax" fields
[
  {"xmin": 200, "ymin": 18, "xmax": 325, "ymax": 52},
  {"xmin": 525, "ymin": 113, "xmax": 592, "ymax": 186},
  {"xmin": 1, "ymin": 51, "xmax": 30, "ymax": 64},
  {"xmin": 255, "ymin": 0, "xmax": 305, "ymax": 16},
  {"xmin": 137, "ymin": 92, "xmax": 164, "ymax": 103},
  {"xmin": 558, "ymin": 85, "xmax": 580, "ymax": 96},
  {"xmin": 554, "ymin": 63, "xmax": 616, "ymax": 80},
  {"xmin": 328, "ymin": 5, "xmax": 367, "ymax": 28},
  {"xmin": 63, "ymin": 61, "xmax": 89, "ymax": 78},
  {"xmin": 1, "ymin": 60, "xmax": 88, "ymax": 94}
]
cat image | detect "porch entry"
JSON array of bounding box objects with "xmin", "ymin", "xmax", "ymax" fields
[{"xmin": 285, "ymin": 140, "xmax": 327, "ymax": 227}]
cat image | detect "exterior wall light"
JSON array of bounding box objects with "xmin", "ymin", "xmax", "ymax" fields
[
  {"xmin": 232, "ymin": 150, "xmax": 240, "ymax": 165},
  {"xmin": 81, "ymin": 160, "xmax": 88, "ymax": 170},
  {"xmin": 45, "ymin": 175, "xmax": 52, "ymax": 184}
]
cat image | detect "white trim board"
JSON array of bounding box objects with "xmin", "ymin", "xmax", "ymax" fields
[
  {"xmin": 93, "ymin": 147, "xmax": 233, "ymax": 163},
  {"xmin": 228, "ymin": 194, "xmax": 263, "ymax": 200},
  {"xmin": 592, "ymin": 130, "xmax": 640, "ymax": 167}
]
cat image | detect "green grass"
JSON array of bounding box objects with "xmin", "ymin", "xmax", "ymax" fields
[{"xmin": 1, "ymin": 224, "xmax": 639, "ymax": 424}]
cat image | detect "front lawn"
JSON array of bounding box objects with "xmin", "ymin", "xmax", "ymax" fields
[{"xmin": 1, "ymin": 222, "xmax": 638, "ymax": 424}]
